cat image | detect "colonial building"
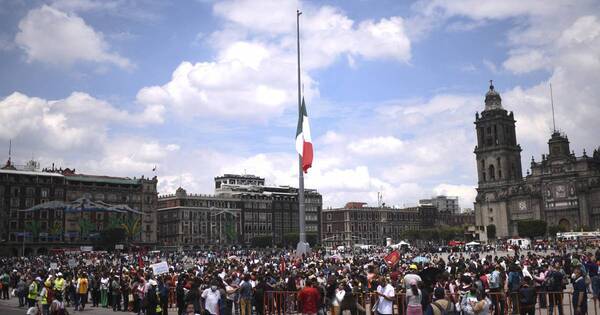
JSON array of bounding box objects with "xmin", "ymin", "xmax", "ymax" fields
[
  {"xmin": 420, "ymin": 196, "xmax": 460, "ymax": 214},
  {"xmin": 0, "ymin": 159, "xmax": 158, "ymax": 256},
  {"xmin": 157, "ymin": 174, "xmax": 322, "ymax": 249},
  {"xmin": 321, "ymin": 202, "xmax": 442, "ymax": 247},
  {"xmin": 473, "ymin": 83, "xmax": 600, "ymax": 240}
]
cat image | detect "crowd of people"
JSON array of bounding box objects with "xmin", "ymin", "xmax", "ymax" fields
[{"xmin": 0, "ymin": 243, "xmax": 598, "ymax": 315}]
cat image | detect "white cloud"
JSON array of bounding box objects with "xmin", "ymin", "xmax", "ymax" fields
[
  {"xmin": 347, "ymin": 136, "xmax": 404, "ymax": 156},
  {"xmin": 433, "ymin": 183, "xmax": 477, "ymax": 209},
  {"xmin": 15, "ymin": 5, "xmax": 131, "ymax": 68},
  {"xmin": 503, "ymin": 50, "xmax": 549, "ymax": 74},
  {"xmin": 139, "ymin": 0, "xmax": 412, "ymax": 121},
  {"xmin": 0, "ymin": 91, "xmax": 161, "ymax": 154}
]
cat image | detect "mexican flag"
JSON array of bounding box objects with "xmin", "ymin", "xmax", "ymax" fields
[{"xmin": 296, "ymin": 98, "xmax": 313, "ymax": 173}]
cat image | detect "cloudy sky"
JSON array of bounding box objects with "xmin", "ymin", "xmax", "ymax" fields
[{"xmin": 1, "ymin": 0, "xmax": 600, "ymax": 209}]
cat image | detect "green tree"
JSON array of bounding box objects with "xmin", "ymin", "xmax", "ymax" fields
[
  {"xmin": 486, "ymin": 224, "xmax": 497, "ymax": 240},
  {"xmin": 251, "ymin": 236, "xmax": 272, "ymax": 247},
  {"xmin": 547, "ymin": 225, "xmax": 566, "ymax": 237},
  {"xmin": 517, "ymin": 220, "xmax": 547, "ymax": 239}
]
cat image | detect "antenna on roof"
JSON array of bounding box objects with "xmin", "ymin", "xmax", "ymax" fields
[
  {"xmin": 8, "ymin": 139, "xmax": 12, "ymax": 162},
  {"xmin": 550, "ymin": 83, "xmax": 557, "ymax": 133}
]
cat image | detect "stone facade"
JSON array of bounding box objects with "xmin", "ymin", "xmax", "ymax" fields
[
  {"xmin": 321, "ymin": 202, "xmax": 474, "ymax": 247},
  {"xmin": 473, "ymin": 84, "xmax": 600, "ymax": 241},
  {"xmin": 157, "ymin": 174, "xmax": 322, "ymax": 249},
  {"xmin": 0, "ymin": 161, "xmax": 158, "ymax": 256}
]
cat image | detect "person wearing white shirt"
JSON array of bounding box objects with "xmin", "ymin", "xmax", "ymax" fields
[
  {"xmin": 201, "ymin": 284, "xmax": 221, "ymax": 315},
  {"xmin": 376, "ymin": 277, "xmax": 395, "ymax": 315}
]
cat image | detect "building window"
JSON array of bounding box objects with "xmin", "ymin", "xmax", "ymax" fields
[
  {"xmin": 488, "ymin": 165, "xmax": 495, "ymax": 180},
  {"xmin": 40, "ymin": 210, "xmax": 48, "ymax": 219}
]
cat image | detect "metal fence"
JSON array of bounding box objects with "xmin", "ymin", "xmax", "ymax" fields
[{"xmin": 262, "ymin": 291, "xmax": 598, "ymax": 315}]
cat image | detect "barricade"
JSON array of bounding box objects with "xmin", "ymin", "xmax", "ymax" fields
[{"xmin": 263, "ymin": 290, "xmax": 598, "ymax": 315}]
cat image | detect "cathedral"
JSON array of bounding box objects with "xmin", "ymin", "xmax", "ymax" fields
[{"xmin": 473, "ymin": 82, "xmax": 600, "ymax": 240}]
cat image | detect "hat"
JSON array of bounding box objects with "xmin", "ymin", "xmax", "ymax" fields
[
  {"xmin": 148, "ymin": 279, "xmax": 157, "ymax": 286},
  {"xmin": 35, "ymin": 277, "xmax": 42, "ymax": 281},
  {"xmin": 57, "ymin": 272, "xmax": 63, "ymax": 276},
  {"xmin": 409, "ymin": 264, "xmax": 418, "ymax": 270}
]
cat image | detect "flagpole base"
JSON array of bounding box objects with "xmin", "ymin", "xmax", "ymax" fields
[{"xmin": 296, "ymin": 241, "xmax": 311, "ymax": 256}]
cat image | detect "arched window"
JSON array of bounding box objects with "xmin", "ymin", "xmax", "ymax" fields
[
  {"xmin": 481, "ymin": 159, "xmax": 486, "ymax": 181},
  {"xmin": 488, "ymin": 164, "xmax": 496, "ymax": 180}
]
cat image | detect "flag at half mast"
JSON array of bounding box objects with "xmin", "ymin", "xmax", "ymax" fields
[{"xmin": 295, "ymin": 97, "xmax": 313, "ymax": 173}]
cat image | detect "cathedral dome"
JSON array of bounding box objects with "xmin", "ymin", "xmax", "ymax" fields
[{"xmin": 484, "ymin": 81, "xmax": 503, "ymax": 111}]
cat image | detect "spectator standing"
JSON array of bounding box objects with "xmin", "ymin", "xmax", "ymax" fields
[
  {"xmin": 298, "ymin": 279, "xmax": 320, "ymax": 315},
  {"xmin": 201, "ymin": 282, "xmax": 221, "ymax": 315},
  {"xmin": 75, "ymin": 273, "xmax": 88, "ymax": 311},
  {"xmin": 376, "ymin": 276, "xmax": 395, "ymax": 315},
  {"xmin": 572, "ymin": 267, "xmax": 587, "ymax": 315},
  {"xmin": 518, "ymin": 276, "xmax": 536, "ymax": 315},
  {"xmin": 239, "ymin": 275, "xmax": 253, "ymax": 315}
]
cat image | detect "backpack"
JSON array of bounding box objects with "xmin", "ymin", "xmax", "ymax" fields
[
  {"xmin": 543, "ymin": 274, "xmax": 556, "ymax": 290},
  {"xmin": 508, "ymin": 272, "xmax": 521, "ymax": 291},
  {"xmin": 431, "ymin": 300, "xmax": 457, "ymax": 315}
]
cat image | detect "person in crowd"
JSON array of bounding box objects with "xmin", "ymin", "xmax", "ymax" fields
[
  {"xmin": 75, "ymin": 272, "xmax": 88, "ymax": 311},
  {"xmin": 17, "ymin": 275, "xmax": 27, "ymax": 307},
  {"xmin": 298, "ymin": 278, "xmax": 321, "ymax": 315},
  {"xmin": 425, "ymin": 287, "xmax": 455, "ymax": 315},
  {"xmin": 518, "ymin": 276, "xmax": 537, "ymax": 315},
  {"xmin": 201, "ymin": 281, "xmax": 221, "ymax": 315},
  {"xmin": 546, "ymin": 263, "xmax": 565, "ymax": 315},
  {"xmin": 238, "ymin": 274, "xmax": 253, "ymax": 315},
  {"xmin": 100, "ymin": 273, "xmax": 110, "ymax": 308},
  {"xmin": 376, "ymin": 276, "xmax": 395, "ymax": 315},
  {"xmin": 406, "ymin": 279, "xmax": 423, "ymax": 315},
  {"xmin": 111, "ymin": 275, "xmax": 121, "ymax": 312},
  {"xmin": 53, "ymin": 273, "xmax": 65, "ymax": 303},
  {"xmin": 28, "ymin": 276, "xmax": 40, "ymax": 308},
  {"xmin": 0, "ymin": 269, "xmax": 10, "ymax": 300},
  {"xmin": 572, "ymin": 266, "xmax": 587, "ymax": 315}
]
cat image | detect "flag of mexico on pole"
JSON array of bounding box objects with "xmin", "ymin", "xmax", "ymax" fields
[{"xmin": 295, "ymin": 97, "xmax": 313, "ymax": 173}]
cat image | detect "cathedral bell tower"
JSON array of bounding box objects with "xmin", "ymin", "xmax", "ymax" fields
[{"xmin": 474, "ymin": 82, "xmax": 523, "ymax": 188}]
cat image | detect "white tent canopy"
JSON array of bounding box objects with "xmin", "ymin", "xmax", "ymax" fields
[{"xmin": 466, "ymin": 241, "xmax": 481, "ymax": 246}]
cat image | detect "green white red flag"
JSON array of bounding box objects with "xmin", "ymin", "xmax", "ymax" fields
[{"xmin": 296, "ymin": 97, "xmax": 313, "ymax": 173}]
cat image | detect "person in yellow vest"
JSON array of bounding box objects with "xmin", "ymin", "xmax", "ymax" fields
[
  {"xmin": 75, "ymin": 272, "xmax": 88, "ymax": 311},
  {"xmin": 40, "ymin": 280, "xmax": 51, "ymax": 315},
  {"xmin": 27, "ymin": 276, "xmax": 40, "ymax": 308},
  {"xmin": 53, "ymin": 273, "xmax": 65, "ymax": 302}
]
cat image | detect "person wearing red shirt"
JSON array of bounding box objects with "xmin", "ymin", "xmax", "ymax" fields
[{"xmin": 298, "ymin": 278, "xmax": 321, "ymax": 315}]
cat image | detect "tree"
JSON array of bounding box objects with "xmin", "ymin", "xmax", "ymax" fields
[
  {"xmin": 547, "ymin": 225, "xmax": 566, "ymax": 237},
  {"xmin": 251, "ymin": 236, "xmax": 272, "ymax": 247},
  {"xmin": 517, "ymin": 220, "xmax": 547, "ymax": 239},
  {"xmin": 486, "ymin": 224, "xmax": 497, "ymax": 240}
]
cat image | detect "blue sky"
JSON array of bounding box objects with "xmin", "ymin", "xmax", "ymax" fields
[{"xmin": 1, "ymin": 0, "xmax": 600, "ymax": 209}]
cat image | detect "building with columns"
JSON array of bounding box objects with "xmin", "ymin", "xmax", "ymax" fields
[
  {"xmin": 473, "ymin": 83, "xmax": 600, "ymax": 241},
  {"xmin": 157, "ymin": 174, "xmax": 322, "ymax": 249}
]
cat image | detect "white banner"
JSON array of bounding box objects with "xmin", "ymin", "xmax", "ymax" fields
[{"xmin": 151, "ymin": 261, "xmax": 169, "ymax": 275}]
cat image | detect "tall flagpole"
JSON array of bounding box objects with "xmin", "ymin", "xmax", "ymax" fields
[{"xmin": 296, "ymin": 9, "xmax": 308, "ymax": 254}]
